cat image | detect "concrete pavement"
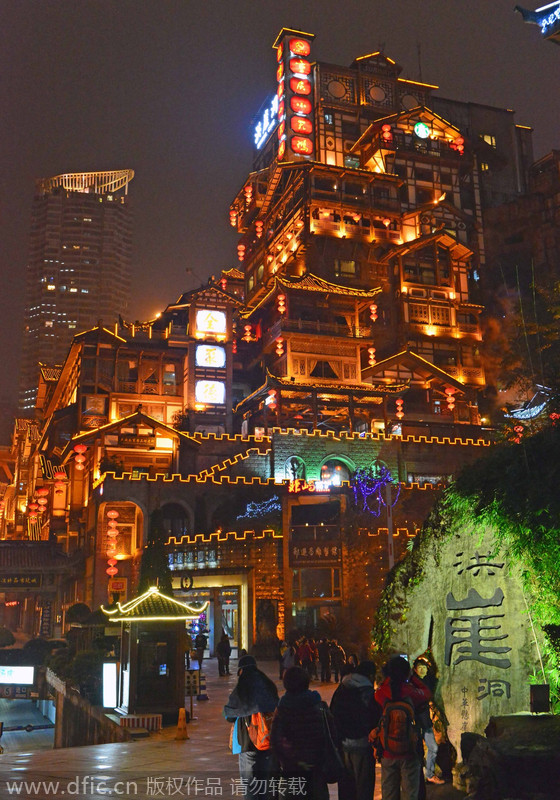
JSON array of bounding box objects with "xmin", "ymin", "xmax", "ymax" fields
[{"xmin": 0, "ymin": 657, "xmax": 465, "ymax": 799}]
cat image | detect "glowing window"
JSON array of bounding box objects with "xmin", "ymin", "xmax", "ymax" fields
[
  {"xmin": 196, "ymin": 309, "xmax": 226, "ymax": 336},
  {"xmin": 196, "ymin": 345, "xmax": 226, "ymax": 369},
  {"xmin": 195, "ymin": 380, "xmax": 225, "ymax": 405}
]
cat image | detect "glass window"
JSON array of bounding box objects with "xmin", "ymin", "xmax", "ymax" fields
[{"xmin": 334, "ymin": 259, "xmax": 357, "ymax": 276}]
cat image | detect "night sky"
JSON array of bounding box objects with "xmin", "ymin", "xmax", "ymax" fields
[{"xmin": 1, "ymin": 1, "xmax": 558, "ymax": 408}]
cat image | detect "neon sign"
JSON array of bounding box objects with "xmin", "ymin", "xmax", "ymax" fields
[
  {"xmin": 196, "ymin": 344, "xmax": 226, "ymax": 368},
  {"xmin": 254, "ymin": 94, "xmax": 280, "ymax": 149},
  {"xmin": 288, "ymin": 479, "xmax": 330, "ymax": 493},
  {"xmin": 274, "ymin": 28, "xmax": 315, "ymax": 162},
  {"xmin": 537, "ymin": 1, "xmax": 560, "ymax": 33}
]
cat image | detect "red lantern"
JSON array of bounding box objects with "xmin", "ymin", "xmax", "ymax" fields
[
  {"xmin": 291, "ymin": 136, "xmax": 313, "ymax": 156},
  {"xmin": 276, "ymin": 337, "xmax": 285, "ymax": 357},
  {"xmin": 243, "ymin": 325, "xmax": 253, "ymax": 343},
  {"xmin": 369, "ymin": 304, "xmax": 378, "ymax": 323},
  {"xmin": 382, "ymin": 218, "xmax": 391, "ymax": 228},
  {"xmin": 255, "ymin": 220, "xmax": 264, "ymax": 238},
  {"xmin": 381, "ymin": 124, "xmax": 393, "ymax": 143},
  {"xmin": 289, "ymin": 38, "xmax": 311, "ymax": 57},
  {"xmin": 106, "ymin": 566, "xmax": 118, "ymax": 577},
  {"xmin": 74, "ymin": 454, "xmax": 85, "ymax": 464},
  {"xmin": 395, "ymin": 398, "xmax": 404, "ymax": 420},
  {"xmin": 277, "ymin": 294, "xmax": 286, "ymax": 315},
  {"xmin": 107, "ymin": 510, "xmax": 119, "ymax": 520},
  {"xmin": 445, "ymin": 387, "xmax": 456, "ymax": 412},
  {"xmin": 237, "ymin": 244, "xmax": 246, "ymax": 262},
  {"xmin": 36, "ymin": 487, "xmax": 49, "ymax": 497},
  {"xmin": 244, "ymin": 184, "xmax": 253, "ymax": 204},
  {"xmin": 73, "ymin": 443, "xmax": 87, "ymax": 454},
  {"xmin": 53, "ymin": 470, "xmax": 66, "ymax": 480},
  {"xmin": 75, "ymin": 463, "xmax": 85, "ymax": 471},
  {"xmin": 229, "ymin": 209, "xmax": 237, "ymax": 227},
  {"xmin": 268, "ymin": 389, "xmax": 277, "ymax": 411},
  {"xmin": 37, "ymin": 497, "xmax": 48, "ymax": 507},
  {"xmin": 368, "ymin": 347, "xmax": 376, "ymax": 366},
  {"xmin": 28, "ymin": 502, "xmax": 38, "ymax": 511}
]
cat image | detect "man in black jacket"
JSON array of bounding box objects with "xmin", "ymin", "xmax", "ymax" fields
[{"xmin": 330, "ymin": 660, "xmax": 381, "ymax": 800}]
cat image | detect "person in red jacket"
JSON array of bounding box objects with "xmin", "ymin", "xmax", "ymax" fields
[{"xmin": 370, "ymin": 656, "xmax": 432, "ymax": 800}]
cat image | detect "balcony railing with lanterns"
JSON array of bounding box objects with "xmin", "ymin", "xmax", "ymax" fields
[{"xmin": 265, "ymin": 318, "xmax": 372, "ymax": 346}]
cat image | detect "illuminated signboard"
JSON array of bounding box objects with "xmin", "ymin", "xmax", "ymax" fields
[
  {"xmin": 195, "ymin": 309, "xmax": 226, "ymax": 337},
  {"xmin": 195, "ymin": 380, "xmax": 226, "ymax": 405},
  {"xmin": 537, "ymin": 1, "xmax": 560, "ymax": 34},
  {"xmin": 254, "ymin": 94, "xmax": 280, "ymax": 149},
  {"xmin": 273, "ymin": 28, "xmax": 315, "ymax": 162},
  {"xmin": 0, "ymin": 666, "xmax": 34, "ymax": 685},
  {"xmin": 196, "ymin": 344, "xmax": 226, "ymax": 369},
  {"xmin": 413, "ymin": 122, "xmax": 430, "ymax": 139}
]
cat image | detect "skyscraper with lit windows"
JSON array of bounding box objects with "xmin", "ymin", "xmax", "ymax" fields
[{"xmin": 19, "ymin": 170, "xmax": 134, "ymax": 412}]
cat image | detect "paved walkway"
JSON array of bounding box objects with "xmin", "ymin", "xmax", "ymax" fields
[{"xmin": 0, "ymin": 657, "xmax": 465, "ymax": 799}]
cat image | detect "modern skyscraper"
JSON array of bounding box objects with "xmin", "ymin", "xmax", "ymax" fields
[{"xmin": 19, "ymin": 170, "xmax": 134, "ymax": 412}]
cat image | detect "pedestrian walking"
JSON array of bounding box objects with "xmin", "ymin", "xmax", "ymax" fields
[
  {"xmin": 224, "ymin": 655, "xmax": 279, "ymax": 800},
  {"xmin": 270, "ymin": 666, "xmax": 332, "ymax": 800},
  {"xmin": 217, "ymin": 632, "xmax": 232, "ymax": 676},
  {"xmin": 331, "ymin": 660, "xmax": 381, "ymax": 800},
  {"xmin": 370, "ymin": 655, "xmax": 431, "ymax": 800},
  {"xmin": 194, "ymin": 630, "xmax": 208, "ymax": 669}
]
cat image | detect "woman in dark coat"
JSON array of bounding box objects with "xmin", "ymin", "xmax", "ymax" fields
[
  {"xmin": 223, "ymin": 655, "xmax": 279, "ymax": 799},
  {"xmin": 270, "ymin": 666, "xmax": 331, "ymax": 800}
]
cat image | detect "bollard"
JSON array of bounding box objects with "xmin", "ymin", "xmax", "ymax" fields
[
  {"xmin": 197, "ymin": 672, "xmax": 209, "ymax": 701},
  {"xmin": 175, "ymin": 707, "xmax": 189, "ymax": 740}
]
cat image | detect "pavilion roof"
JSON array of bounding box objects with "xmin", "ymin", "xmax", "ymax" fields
[{"xmin": 101, "ymin": 586, "xmax": 209, "ymax": 622}]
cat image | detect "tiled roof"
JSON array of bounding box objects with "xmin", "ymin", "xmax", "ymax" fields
[{"xmin": 0, "ymin": 541, "xmax": 74, "ymax": 571}]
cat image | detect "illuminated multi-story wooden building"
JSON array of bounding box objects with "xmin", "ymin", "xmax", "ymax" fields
[{"xmin": 4, "ymin": 29, "xmax": 534, "ymax": 649}]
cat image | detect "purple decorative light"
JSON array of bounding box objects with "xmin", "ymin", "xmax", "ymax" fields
[{"xmin": 351, "ymin": 465, "xmax": 401, "ymax": 516}]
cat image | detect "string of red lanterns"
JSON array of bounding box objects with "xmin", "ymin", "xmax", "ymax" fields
[
  {"xmin": 106, "ymin": 509, "xmax": 119, "ymax": 577},
  {"xmin": 395, "ymin": 398, "xmax": 404, "ymax": 420}
]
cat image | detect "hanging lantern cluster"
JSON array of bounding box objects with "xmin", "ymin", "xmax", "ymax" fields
[
  {"xmin": 36, "ymin": 486, "xmax": 49, "ymax": 513},
  {"xmin": 450, "ymin": 136, "xmax": 464, "ymax": 155},
  {"xmin": 244, "ymin": 184, "xmax": 253, "ymax": 206},
  {"xmin": 395, "ymin": 398, "xmax": 404, "ymax": 420},
  {"xmin": 106, "ymin": 509, "xmax": 119, "ymax": 577},
  {"xmin": 220, "ymin": 277, "xmax": 227, "ymax": 291},
  {"xmin": 369, "ymin": 303, "xmax": 378, "ymax": 323},
  {"xmin": 73, "ymin": 443, "xmax": 87, "ymax": 471},
  {"xmin": 276, "ymin": 337, "xmax": 285, "ymax": 357},
  {"xmin": 513, "ymin": 424, "xmax": 524, "ymax": 444},
  {"xmin": 243, "ymin": 324, "xmax": 253, "ymax": 343},
  {"xmin": 277, "ymin": 294, "xmax": 286, "ymax": 315},
  {"xmin": 382, "ymin": 218, "xmax": 391, "ymax": 228},
  {"xmin": 229, "ymin": 209, "xmax": 237, "ymax": 227},
  {"xmin": 445, "ymin": 387, "xmax": 456, "ymax": 413},
  {"xmin": 368, "ymin": 347, "xmax": 376, "ymax": 367},
  {"xmin": 267, "ymin": 389, "xmax": 277, "ymax": 411},
  {"xmin": 237, "ymin": 243, "xmax": 246, "ymax": 262},
  {"xmin": 255, "ymin": 220, "xmax": 263, "ymax": 238},
  {"xmin": 381, "ymin": 124, "xmax": 393, "ymax": 143},
  {"xmin": 53, "ymin": 468, "xmax": 66, "ymax": 495}
]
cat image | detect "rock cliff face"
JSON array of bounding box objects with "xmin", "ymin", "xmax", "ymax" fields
[{"xmin": 386, "ymin": 521, "xmax": 544, "ymax": 757}]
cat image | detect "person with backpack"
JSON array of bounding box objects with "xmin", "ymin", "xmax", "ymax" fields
[
  {"xmin": 370, "ymin": 655, "xmax": 432, "ymax": 800},
  {"xmin": 270, "ymin": 666, "xmax": 333, "ymax": 800},
  {"xmin": 330, "ymin": 660, "xmax": 382, "ymax": 800},
  {"xmin": 223, "ymin": 655, "xmax": 279, "ymax": 799}
]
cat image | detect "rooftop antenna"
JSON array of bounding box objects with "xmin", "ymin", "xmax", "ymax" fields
[{"xmin": 417, "ymin": 42, "xmax": 423, "ymax": 82}]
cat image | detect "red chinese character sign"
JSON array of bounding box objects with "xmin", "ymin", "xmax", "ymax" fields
[{"xmin": 272, "ymin": 28, "xmax": 315, "ymax": 162}]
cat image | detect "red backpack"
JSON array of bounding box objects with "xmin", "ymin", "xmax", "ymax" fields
[
  {"xmin": 374, "ymin": 697, "xmax": 417, "ymax": 757},
  {"xmin": 246, "ymin": 711, "xmax": 275, "ymax": 750}
]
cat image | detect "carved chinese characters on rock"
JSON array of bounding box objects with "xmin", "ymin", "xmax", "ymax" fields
[{"xmin": 445, "ymin": 550, "xmax": 512, "ymax": 726}]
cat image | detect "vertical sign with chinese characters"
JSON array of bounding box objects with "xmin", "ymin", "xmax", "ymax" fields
[{"xmin": 273, "ymin": 28, "xmax": 315, "ymax": 161}]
